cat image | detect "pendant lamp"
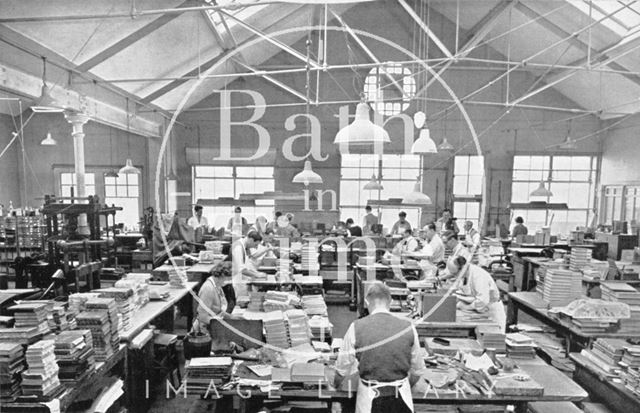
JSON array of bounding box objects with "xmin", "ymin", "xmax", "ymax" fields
[
  {"xmin": 105, "ymin": 129, "xmax": 119, "ymax": 178},
  {"xmin": 363, "ymin": 174, "xmax": 383, "ymax": 190},
  {"xmin": 438, "ymin": 137, "xmax": 455, "ymax": 152},
  {"xmin": 403, "ymin": 179, "xmax": 432, "ymax": 205},
  {"xmin": 292, "ymin": 160, "xmax": 323, "ymax": 186},
  {"xmin": 119, "ymin": 98, "xmax": 141, "ymax": 175},
  {"xmin": 31, "ymin": 57, "xmax": 65, "ymax": 113},
  {"xmin": 530, "ymin": 181, "xmax": 553, "ymax": 197},
  {"xmin": 40, "ymin": 132, "xmax": 57, "ymax": 146},
  {"xmin": 559, "ymin": 135, "xmax": 577, "ymax": 150},
  {"xmin": 411, "ymin": 127, "xmax": 438, "ymax": 154},
  {"xmin": 334, "ymin": 102, "xmax": 390, "ymax": 146}
]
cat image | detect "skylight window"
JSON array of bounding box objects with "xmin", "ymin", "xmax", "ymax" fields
[
  {"xmin": 570, "ymin": 0, "xmax": 640, "ymax": 36},
  {"xmin": 204, "ymin": 0, "xmax": 270, "ymax": 33}
]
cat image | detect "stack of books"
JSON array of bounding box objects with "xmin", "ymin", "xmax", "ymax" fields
[
  {"xmin": 75, "ymin": 311, "xmax": 114, "ymax": 362},
  {"xmin": 0, "ymin": 326, "xmax": 41, "ymax": 345},
  {"xmin": 263, "ymin": 311, "xmax": 289, "ymax": 349},
  {"xmin": 590, "ymin": 338, "xmax": 626, "ymax": 368},
  {"xmin": 620, "ymin": 367, "xmax": 640, "ymax": 396},
  {"xmin": 168, "ymin": 268, "xmax": 189, "ymax": 288},
  {"xmin": 569, "ymin": 248, "xmax": 591, "ymax": 272},
  {"xmin": 301, "ymin": 244, "xmax": 319, "ymax": 273},
  {"xmin": 184, "ymin": 357, "xmax": 232, "ymax": 393},
  {"xmin": 68, "ymin": 293, "xmax": 97, "ymax": 315},
  {"xmin": 622, "ymin": 344, "xmax": 640, "ymax": 368},
  {"xmin": 542, "ymin": 268, "xmax": 582, "ymax": 306},
  {"xmin": 263, "ymin": 291, "xmax": 292, "ymax": 312},
  {"xmin": 291, "ymin": 362, "xmax": 326, "ymax": 385},
  {"xmin": 8, "ymin": 302, "xmax": 51, "ymax": 336},
  {"xmin": 475, "ymin": 325, "xmax": 506, "ymax": 353},
  {"xmin": 621, "ymin": 306, "xmax": 640, "ymax": 334},
  {"xmin": 505, "ymin": 333, "xmax": 535, "ymax": 359},
  {"xmin": 247, "ymin": 291, "xmax": 265, "ymax": 312},
  {"xmin": 95, "ymin": 287, "xmax": 135, "ymax": 331},
  {"xmin": 601, "ymin": 282, "xmax": 640, "ymax": 306},
  {"xmin": 308, "ymin": 316, "xmax": 333, "ymax": 342},
  {"xmin": 54, "ymin": 330, "xmax": 95, "ymax": 383},
  {"xmin": 85, "ymin": 298, "xmax": 121, "ymax": 347},
  {"xmin": 115, "ymin": 275, "xmax": 150, "ymax": 309},
  {"xmin": 302, "ymin": 295, "xmax": 327, "ymax": 316},
  {"xmin": 286, "ymin": 309, "xmax": 311, "ymax": 347},
  {"xmin": 0, "ymin": 343, "xmax": 25, "ymax": 400},
  {"xmin": 51, "ymin": 302, "xmax": 74, "ymax": 332},
  {"xmin": 21, "ymin": 340, "xmax": 60, "ymax": 397}
]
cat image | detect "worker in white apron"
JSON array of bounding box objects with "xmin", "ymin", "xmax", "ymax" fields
[
  {"xmin": 231, "ymin": 231, "xmax": 267, "ymax": 299},
  {"xmin": 448, "ymin": 256, "xmax": 507, "ymax": 331},
  {"xmin": 334, "ymin": 282, "xmax": 426, "ymax": 413}
]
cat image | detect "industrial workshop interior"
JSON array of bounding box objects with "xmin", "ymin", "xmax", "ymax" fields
[{"xmin": 4, "ymin": 0, "xmax": 640, "ymax": 412}]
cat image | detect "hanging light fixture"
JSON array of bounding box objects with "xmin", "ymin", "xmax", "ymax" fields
[
  {"xmin": 119, "ymin": 98, "xmax": 141, "ymax": 175},
  {"xmin": 559, "ymin": 120, "xmax": 577, "ymax": 150},
  {"xmin": 438, "ymin": 109, "xmax": 454, "ymax": 152},
  {"xmin": 40, "ymin": 131, "xmax": 57, "ymax": 146},
  {"xmin": 530, "ymin": 181, "xmax": 553, "ymax": 197},
  {"xmin": 363, "ymin": 174, "xmax": 383, "ymax": 190},
  {"xmin": 334, "ymin": 101, "xmax": 391, "ymax": 146},
  {"xmin": 403, "ymin": 178, "xmax": 432, "ymax": 205},
  {"xmin": 31, "ymin": 57, "xmax": 65, "ymax": 113},
  {"xmin": 105, "ymin": 128, "xmax": 119, "ymax": 178},
  {"xmin": 292, "ymin": 160, "xmax": 323, "ymax": 186},
  {"xmin": 411, "ymin": 111, "xmax": 437, "ymax": 154}
]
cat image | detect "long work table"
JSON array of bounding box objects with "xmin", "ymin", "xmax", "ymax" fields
[{"xmin": 508, "ymin": 291, "xmax": 640, "ymax": 354}]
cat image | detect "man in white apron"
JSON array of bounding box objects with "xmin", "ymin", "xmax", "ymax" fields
[
  {"xmin": 334, "ymin": 283, "xmax": 426, "ymax": 413},
  {"xmin": 231, "ymin": 231, "xmax": 266, "ymax": 298}
]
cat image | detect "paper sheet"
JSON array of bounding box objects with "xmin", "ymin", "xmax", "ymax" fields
[{"xmin": 247, "ymin": 364, "xmax": 272, "ymax": 377}]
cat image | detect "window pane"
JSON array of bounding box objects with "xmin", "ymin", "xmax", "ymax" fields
[
  {"xmin": 453, "ymin": 176, "xmax": 468, "ymax": 195},
  {"xmin": 127, "ymin": 174, "xmax": 138, "ymax": 185},
  {"xmin": 105, "ymin": 176, "xmax": 116, "ymax": 186},
  {"xmin": 128, "ymin": 186, "xmax": 139, "ymax": 198},
  {"xmin": 105, "ymin": 186, "xmax": 116, "ymax": 197}
]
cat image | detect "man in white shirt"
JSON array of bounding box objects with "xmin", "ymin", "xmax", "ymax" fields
[
  {"xmin": 405, "ymin": 222, "xmax": 444, "ymax": 265},
  {"xmin": 438, "ymin": 231, "xmax": 471, "ymax": 282},
  {"xmin": 231, "ymin": 231, "xmax": 267, "ymax": 298},
  {"xmin": 392, "ymin": 229, "xmax": 419, "ymax": 256},
  {"xmin": 463, "ymin": 220, "xmax": 481, "ymax": 248},
  {"xmin": 187, "ymin": 204, "xmax": 209, "ymax": 232}
]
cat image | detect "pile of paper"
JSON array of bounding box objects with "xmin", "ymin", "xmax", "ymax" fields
[
  {"xmin": 0, "ymin": 326, "xmax": 41, "ymax": 345},
  {"xmin": 569, "ymin": 248, "xmax": 591, "ymax": 272},
  {"xmin": 291, "ymin": 362, "xmax": 326, "ymax": 384},
  {"xmin": 620, "ymin": 367, "xmax": 640, "ymax": 396},
  {"xmin": 601, "ymin": 282, "xmax": 640, "ymax": 306},
  {"xmin": 263, "ymin": 291, "xmax": 293, "ymax": 312},
  {"xmin": 475, "ymin": 325, "xmax": 506, "ymax": 353},
  {"xmin": 54, "ymin": 330, "xmax": 95, "ymax": 382},
  {"xmin": 286, "ymin": 309, "xmax": 311, "ymax": 347},
  {"xmin": 21, "ymin": 340, "xmax": 60, "ymax": 397},
  {"xmin": 68, "ymin": 293, "xmax": 100, "ymax": 315},
  {"xmin": 505, "ymin": 332, "xmax": 535, "ymax": 359},
  {"xmin": 263, "ymin": 311, "xmax": 289, "ymax": 349},
  {"xmin": 0, "ymin": 342, "xmax": 25, "ymax": 400},
  {"xmin": 85, "ymin": 298, "xmax": 120, "ymax": 346},
  {"xmin": 168, "ymin": 268, "xmax": 189, "ymax": 288},
  {"xmin": 621, "ymin": 306, "xmax": 640, "ymax": 333},
  {"xmin": 302, "ymin": 295, "xmax": 327, "ymax": 316},
  {"xmin": 308, "ymin": 316, "xmax": 333, "ymax": 342},
  {"xmin": 115, "ymin": 275, "xmax": 150, "ymax": 309},
  {"xmin": 95, "ymin": 287, "xmax": 135, "ymax": 331},
  {"xmin": 590, "ymin": 338, "xmax": 626, "ymax": 367},
  {"xmin": 8, "ymin": 302, "xmax": 51, "ymax": 336},
  {"xmin": 622, "ymin": 345, "xmax": 640, "ymax": 368},
  {"xmin": 542, "ymin": 268, "xmax": 582, "ymax": 306},
  {"xmin": 184, "ymin": 357, "xmax": 232, "ymax": 393},
  {"xmin": 51, "ymin": 302, "xmax": 74, "ymax": 332},
  {"xmin": 75, "ymin": 310, "xmax": 114, "ymax": 362},
  {"xmin": 301, "ymin": 244, "xmax": 319, "ymax": 272},
  {"xmin": 247, "ymin": 291, "xmax": 265, "ymax": 312}
]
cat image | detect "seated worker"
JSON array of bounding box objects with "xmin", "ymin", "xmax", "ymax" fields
[
  {"xmin": 250, "ymin": 215, "xmax": 268, "ymax": 236},
  {"xmin": 187, "ymin": 204, "xmax": 209, "ymax": 232},
  {"xmin": 462, "ymin": 220, "xmax": 481, "ymax": 248},
  {"xmin": 436, "ymin": 208, "xmax": 460, "ymax": 235},
  {"xmin": 448, "ymin": 256, "xmax": 506, "ymax": 331},
  {"xmin": 362, "ymin": 205, "xmax": 379, "ymax": 235},
  {"xmin": 511, "ymin": 216, "xmax": 528, "ymax": 238},
  {"xmin": 248, "ymin": 228, "xmax": 278, "ymax": 268},
  {"xmin": 195, "ymin": 261, "xmax": 238, "ymax": 332},
  {"xmin": 407, "ymin": 222, "xmax": 445, "ymax": 264},
  {"xmin": 392, "ymin": 228, "xmax": 420, "ymax": 256},
  {"xmin": 391, "ymin": 211, "xmax": 412, "ymax": 236},
  {"xmin": 346, "ymin": 218, "xmax": 363, "ymax": 237},
  {"xmin": 227, "ymin": 206, "xmax": 248, "ymax": 235},
  {"xmin": 231, "ymin": 231, "xmax": 267, "ymax": 298},
  {"xmin": 267, "ymin": 211, "xmax": 282, "ymax": 232},
  {"xmin": 437, "ymin": 231, "xmax": 471, "ymax": 282},
  {"xmin": 334, "ymin": 282, "xmax": 427, "ymax": 413},
  {"xmin": 275, "ymin": 213, "xmax": 301, "ymax": 239}
]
